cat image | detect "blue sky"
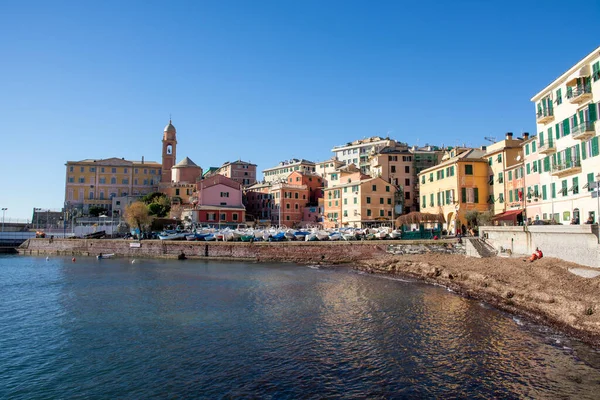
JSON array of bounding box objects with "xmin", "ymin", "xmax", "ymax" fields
[{"xmin": 1, "ymin": 0, "xmax": 599, "ymax": 220}]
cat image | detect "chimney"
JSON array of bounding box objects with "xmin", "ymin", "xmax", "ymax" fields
[
  {"xmin": 506, "ymin": 132, "xmax": 513, "ymax": 140},
  {"xmin": 142, "ymin": 156, "xmax": 144, "ymax": 164},
  {"xmin": 523, "ymin": 132, "xmax": 529, "ymax": 140}
]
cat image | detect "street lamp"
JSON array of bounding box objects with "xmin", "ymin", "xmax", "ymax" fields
[
  {"xmin": 596, "ymin": 173, "xmax": 600, "ymax": 224},
  {"xmin": 1, "ymin": 208, "xmax": 7, "ymax": 232}
]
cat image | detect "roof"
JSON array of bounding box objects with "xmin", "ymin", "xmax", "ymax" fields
[
  {"xmin": 172, "ymin": 157, "xmax": 200, "ymax": 168},
  {"xmin": 220, "ymin": 159, "xmax": 257, "ymax": 167},
  {"xmin": 164, "ymin": 120, "xmax": 176, "ymax": 133},
  {"xmin": 202, "ymin": 167, "xmax": 219, "ymax": 177}
]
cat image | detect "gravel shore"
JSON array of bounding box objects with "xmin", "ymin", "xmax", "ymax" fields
[{"xmin": 355, "ymin": 254, "xmax": 600, "ymax": 347}]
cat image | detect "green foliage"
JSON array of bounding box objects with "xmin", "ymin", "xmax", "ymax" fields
[
  {"xmin": 465, "ymin": 210, "xmax": 479, "ymax": 227},
  {"xmin": 88, "ymin": 206, "xmax": 107, "ymax": 217},
  {"xmin": 142, "ymin": 192, "xmax": 171, "ymax": 217}
]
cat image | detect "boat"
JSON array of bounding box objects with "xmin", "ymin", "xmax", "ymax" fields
[
  {"xmin": 269, "ymin": 232, "xmax": 287, "ymax": 242},
  {"xmin": 389, "ymin": 230, "xmax": 402, "ymax": 239},
  {"xmin": 240, "ymin": 234, "xmax": 255, "ymax": 242},
  {"xmin": 158, "ymin": 230, "xmax": 187, "ymax": 240},
  {"xmin": 96, "ymin": 253, "xmax": 114, "ymax": 259},
  {"xmin": 315, "ymin": 230, "xmax": 329, "ymax": 241},
  {"xmin": 294, "ymin": 231, "xmax": 309, "ymax": 240},
  {"xmin": 329, "ymin": 232, "xmax": 342, "ymax": 241}
]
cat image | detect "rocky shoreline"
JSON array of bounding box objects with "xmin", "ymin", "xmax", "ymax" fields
[{"xmin": 354, "ymin": 254, "xmax": 600, "ymax": 348}]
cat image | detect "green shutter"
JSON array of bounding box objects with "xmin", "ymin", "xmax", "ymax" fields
[
  {"xmin": 525, "ymin": 144, "xmax": 530, "ymax": 155},
  {"xmin": 543, "ymin": 156, "xmax": 550, "ymax": 171},
  {"xmin": 555, "ymin": 123, "xmax": 560, "ymax": 140},
  {"xmin": 589, "ymin": 103, "xmax": 597, "ymax": 122},
  {"xmin": 542, "ymin": 185, "xmax": 547, "ymax": 200},
  {"xmin": 509, "ymin": 190, "xmax": 513, "ymax": 202},
  {"xmin": 551, "ymin": 183, "xmax": 556, "ymax": 198},
  {"xmin": 474, "ymin": 188, "xmax": 479, "ymax": 204},
  {"xmin": 582, "ymin": 141, "xmax": 587, "ymax": 159},
  {"xmin": 539, "ymin": 132, "xmax": 544, "ymax": 146},
  {"xmin": 563, "ymin": 119, "xmax": 570, "ymax": 135},
  {"xmin": 579, "ymin": 110, "xmax": 584, "ymax": 125},
  {"xmin": 508, "ymin": 170, "xmax": 512, "ymax": 180},
  {"xmin": 526, "ymin": 163, "xmax": 530, "ymax": 174},
  {"xmin": 592, "ymin": 137, "xmax": 599, "ymax": 157},
  {"xmin": 565, "ymin": 149, "xmax": 571, "ymax": 163},
  {"xmin": 588, "ymin": 173, "xmax": 595, "ymax": 192},
  {"xmin": 461, "ymin": 188, "xmax": 466, "ymax": 203}
]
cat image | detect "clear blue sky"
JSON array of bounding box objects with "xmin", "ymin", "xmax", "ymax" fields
[{"xmin": 1, "ymin": 0, "xmax": 599, "ymax": 220}]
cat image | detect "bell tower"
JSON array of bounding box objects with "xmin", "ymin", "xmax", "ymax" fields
[{"xmin": 161, "ymin": 120, "xmax": 177, "ymax": 183}]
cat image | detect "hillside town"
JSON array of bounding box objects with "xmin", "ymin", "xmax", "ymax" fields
[{"xmin": 55, "ymin": 46, "xmax": 600, "ymax": 236}]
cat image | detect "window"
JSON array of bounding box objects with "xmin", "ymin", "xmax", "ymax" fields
[
  {"xmin": 220, "ymin": 192, "xmax": 230, "ymax": 197},
  {"xmin": 122, "ymin": 179, "xmax": 128, "ymax": 185},
  {"xmin": 464, "ymin": 165, "xmax": 473, "ymax": 175},
  {"xmin": 379, "ymin": 210, "xmax": 384, "ymax": 217},
  {"xmin": 112, "ymin": 168, "xmax": 117, "ymax": 173},
  {"xmin": 220, "ymin": 213, "xmax": 226, "ymax": 221},
  {"xmin": 366, "ymin": 197, "xmax": 371, "ymax": 204},
  {"xmin": 367, "ymin": 209, "xmax": 372, "ymax": 217},
  {"xmin": 380, "ymin": 198, "xmax": 384, "ymax": 204},
  {"xmin": 405, "ymin": 166, "xmax": 410, "ymax": 173},
  {"xmin": 372, "ymin": 185, "xmax": 377, "ymax": 191},
  {"xmin": 556, "ymin": 88, "xmax": 562, "ymax": 104},
  {"xmin": 386, "ymin": 185, "xmax": 390, "ymax": 192},
  {"xmin": 405, "ymin": 179, "xmax": 410, "ymax": 186},
  {"xmin": 69, "ymin": 166, "xmax": 74, "ymax": 172},
  {"xmin": 111, "ymin": 177, "xmax": 116, "ymax": 184},
  {"xmin": 68, "ymin": 177, "xmax": 74, "ymax": 183},
  {"xmin": 80, "ymin": 167, "xmax": 84, "ymax": 172},
  {"xmin": 391, "ymin": 166, "xmax": 396, "ymax": 173},
  {"xmin": 232, "ymin": 213, "xmax": 238, "ymax": 221},
  {"xmin": 175, "ymin": 189, "xmax": 180, "ymax": 196}
]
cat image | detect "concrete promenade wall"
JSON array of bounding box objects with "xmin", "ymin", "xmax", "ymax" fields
[
  {"xmin": 18, "ymin": 238, "xmax": 465, "ymax": 264},
  {"xmin": 480, "ymin": 225, "xmax": 600, "ymax": 268}
]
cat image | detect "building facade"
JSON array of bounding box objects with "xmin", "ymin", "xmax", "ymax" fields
[
  {"xmin": 418, "ymin": 148, "xmax": 489, "ymax": 234},
  {"xmin": 65, "ymin": 157, "xmax": 161, "ymax": 214},
  {"xmin": 530, "ymin": 46, "xmax": 600, "ymax": 224},
  {"xmin": 215, "ymin": 160, "xmax": 257, "ymax": 186},
  {"xmin": 262, "ymin": 159, "xmax": 316, "ymax": 183},
  {"xmin": 331, "ymin": 136, "xmax": 396, "ymax": 174},
  {"xmin": 191, "ymin": 174, "xmax": 245, "ymax": 226}
]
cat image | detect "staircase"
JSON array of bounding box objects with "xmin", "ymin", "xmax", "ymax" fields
[{"xmin": 466, "ymin": 238, "xmax": 498, "ymax": 258}]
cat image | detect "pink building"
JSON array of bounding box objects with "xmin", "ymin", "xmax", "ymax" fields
[{"xmin": 192, "ymin": 174, "xmax": 245, "ymax": 226}]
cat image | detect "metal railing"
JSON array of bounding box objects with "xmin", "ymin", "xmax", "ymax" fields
[
  {"xmin": 552, "ymin": 159, "xmax": 582, "ymax": 173},
  {"xmin": 567, "ymin": 84, "xmax": 592, "ymax": 100},
  {"xmin": 536, "ymin": 108, "xmax": 554, "ymax": 119},
  {"xmin": 571, "ymin": 121, "xmax": 595, "ymax": 136}
]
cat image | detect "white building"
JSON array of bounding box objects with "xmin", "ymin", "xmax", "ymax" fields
[
  {"xmin": 262, "ymin": 159, "xmax": 316, "ymax": 183},
  {"xmin": 331, "ymin": 136, "xmax": 396, "ymax": 174},
  {"xmin": 530, "ymin": 46, "xmax": 600, "ymax": 224}
]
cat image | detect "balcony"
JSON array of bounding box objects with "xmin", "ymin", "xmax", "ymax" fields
[
  {"xmin": 551, "ymin": 159, "xmax": 582, "ymax": 178},
  {"xmin": 536, "ymin": 108, "xmax": 554, "ymax": 124},
  {"xmin": 538, "ymin": 140, "xmax": 556, "ymax": 154},
  {"xmin": 567, "ymin": 84, "xmax": 592, "ymax": 104},
  {"xmin": 572, "ymin": 121, "xmax": 596, "ymax": 141}
]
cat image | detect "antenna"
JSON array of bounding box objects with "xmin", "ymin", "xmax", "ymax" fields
[{"xmin": 484, "ymin": 136, "xmax": 497, "ymax": 143}]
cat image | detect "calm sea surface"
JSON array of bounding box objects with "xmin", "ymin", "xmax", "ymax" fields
[{"xmin": 2, "ymin": 255, "xmax": 600, "ymax": 399}]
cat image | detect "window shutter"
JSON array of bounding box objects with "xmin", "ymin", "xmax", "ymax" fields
[
  {"xmin": 563, "ymin": 119, "xmax": 570, "ymax": 135},
  {"xmin": 540, "ymin": 132, "xmax": 544, "ymax": 146},
  {"xmin": 542, "ymin": 185, "xmax": 547, "ymax": 200},
  {"xmin": 589, "ymin": 103, "xmax": 598, "ymax": 122},
  {"xmin": 554, "ymin": 123, "xmax": 560, "ymax": 140},
  {"xmin": 582, "ymin": 141, "xmax": 587, "ymax": 159},
  {"xmin": 461, "ymin": 188, "xmax": 466, "ymax": 203},
  {"xmin": 551, "ymin": 183, "xmax": 556, "ymax": 198},
  {"xmin": 509, "ymin": 190, "xmax": 513, "ymax": 202},
  {"xmin": 592, "ymin": 137, "xmax": 599, "ymax": 156},
  {"xmin": 474, "ymin": 188, "xmax": 479, "ymax": 203},
  {"xmin": 576, "ymin": 144, "xmax": 581, "ymax": 161},
  {"xmin": 526, "ymin": 163, "xmax": 530, "ymax": 174},
  {"xmin": 565, "ymin": 149, "xmax": 571, "ymax": 163}
]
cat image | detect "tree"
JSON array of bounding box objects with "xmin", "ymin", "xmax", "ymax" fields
[
  {"xmin": 89, "ymin": 206, "xmax": 107, "ymax": 217},
  {"xmin": 142, "ymin": 192, "xmax": 171, "ymax": 217},
  {"xmin": 125, "ymin": 202, "xmax": 152, "ymax": 234}
]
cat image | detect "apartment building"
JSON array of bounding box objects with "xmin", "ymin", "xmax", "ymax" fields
[
  {"xmin": 418, "ymin": 148, "xmax": 489, "ymax": 233},
  {"xmin": 483, "ymin": 132, "xmax": 526, "ymax": 216},
  {"xmin": 215, "ymin": 160, "xmax": 257, "ymax": 186},
  {"xmin": 262, "ymin": 159, "xmax": 316, "ymax": 183},
  {"xmin": 331, "ymin": 136, "xmax": 396, "ymax": 174},
  {"xmin": 530, "ymin": 46, "xmax": 600, "ymax": 224},
  {"xmin": 65, "ymin": 157, "xmax": 161, "ymax": 214}
]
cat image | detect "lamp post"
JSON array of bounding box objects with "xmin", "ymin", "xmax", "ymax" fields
[
  {"xmin": 596, "ymin": 173, "xmax": 600, "ymax": 224},
  {"xmin": 1, "ymin": 208, "xmax": 7, "ymax": 232}
]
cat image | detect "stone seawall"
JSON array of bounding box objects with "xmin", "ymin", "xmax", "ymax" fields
[{"xmin": 18, "ymin": 238, "xmax": 465, "ymax": 263}]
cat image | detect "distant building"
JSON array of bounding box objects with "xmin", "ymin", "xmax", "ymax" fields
[
  {"xmin": 215, "ymin": 160, "xmax": 257, "ymax": 186},
  {"xmin": 65, "ymin": 157, "xmax": 161, "ymax": 214},
  {"xmin": 331, "ymin": 136, "xmax": 396, "ymax": 174},
  {"xmin": 262, "ymin": 158, "xmax": 316, "ymax": 183}
]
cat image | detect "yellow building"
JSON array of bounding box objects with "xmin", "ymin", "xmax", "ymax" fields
[
  {"xmin": 483, "ymin": 132, "xmax": 526, "ymax": 216},
  {"xmin": 323, "ymin": 168, "xmax": 396, "ymax": 228},
  {"xmin": 418, "ymin": 148, "xmax": 489, "ymax": 234},
  {"xmin": 65, "ymin": 157, "xmax": 162, "ymax": 213}
]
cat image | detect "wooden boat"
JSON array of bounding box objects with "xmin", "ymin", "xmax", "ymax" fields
[{"xmin": 96, "ymin": 253, "xmax": 114, "ymax": 259}]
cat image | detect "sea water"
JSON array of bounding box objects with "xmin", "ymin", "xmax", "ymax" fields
[{"xmin": 1, "ymin": 254, "xmax": 600, "ymax": 399}]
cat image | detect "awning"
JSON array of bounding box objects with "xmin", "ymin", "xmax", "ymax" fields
[{"xmin": 491, "ymin": 209, "xmax": 523, "ymax": 221}]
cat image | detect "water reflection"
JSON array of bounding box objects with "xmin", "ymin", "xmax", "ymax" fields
[{"xmin": 1, "ymin": 256, "xmax": 600, "ymax": 399}]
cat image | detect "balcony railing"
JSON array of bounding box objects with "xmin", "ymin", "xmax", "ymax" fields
[
  {"xmin": 571, "ymin": 121, "xmax": 596, "ymax": 141},
  {"xmin": 567, "ymin": 84, "xmax": 592, "ymax": 104},
  {"xmin": 536, "ymin": 108, "xmax": 554, "ymax": 124},
  {"xmin": 538, "ymin": 140, "xmax": 556, "ymax": 154},
  {"xmin": 551, "ymin": 159, "xmax": 582, "ymax": 177}
]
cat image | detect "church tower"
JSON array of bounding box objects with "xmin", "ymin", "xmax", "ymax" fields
[{"xmin": 161, "ymin": 120, "xmax": 177, "ymax": 183}]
